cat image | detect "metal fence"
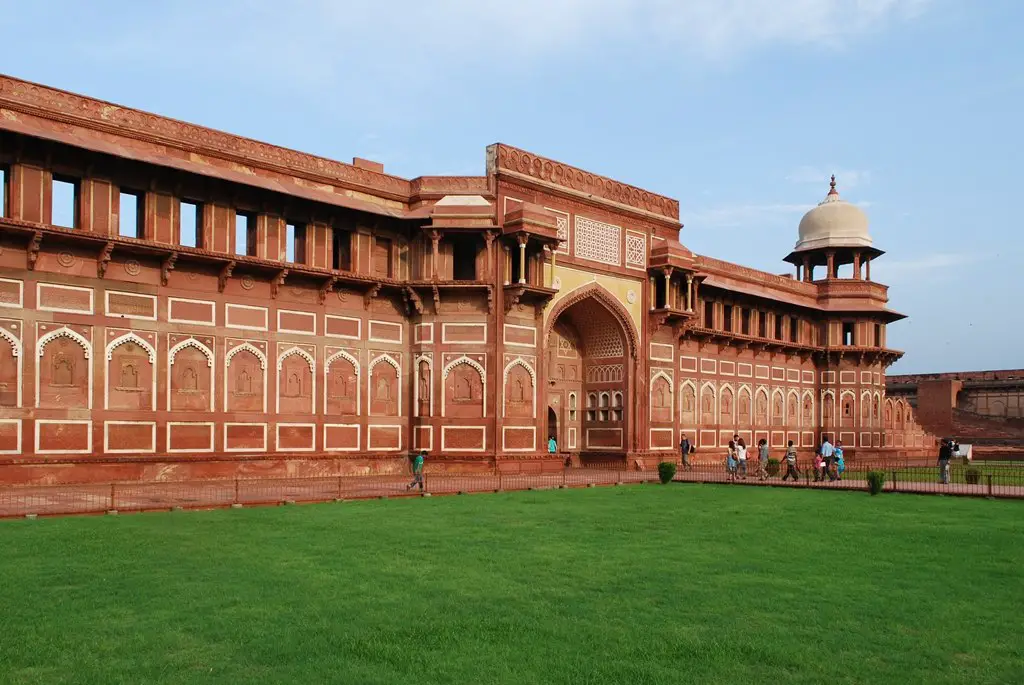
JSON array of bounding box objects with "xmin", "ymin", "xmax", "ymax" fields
[{"xmin": 1, "ymin": 458, "xmax": 1021, "ymax": 519}]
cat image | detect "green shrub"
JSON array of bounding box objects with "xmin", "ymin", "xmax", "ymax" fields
[
  {"xmin": 657, "ymin": 461, "xmax": 678, "ymax": 484},
  {"xmin": 766, "ymin": 458, "xmax": 781, "ymax": 477},
  {"xmin": 964, "ymin": 468, "xmax": 981, "ymax": 485},
  {"xmin": 866, "ymin": 470, "xmax": 886, "ymax": 495}
]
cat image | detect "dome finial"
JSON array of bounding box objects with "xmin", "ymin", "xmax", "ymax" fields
[{"xmin": 829, "ymin": 174, "xmax": 837, "ymax": 194}]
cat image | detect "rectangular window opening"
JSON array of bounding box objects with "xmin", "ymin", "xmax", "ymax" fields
[
  {"xmin": 774, "ymin": 315, "xmax": 784, "ymax": 340},
  {"xmin": 235, "ymin": 213, "xmax": 254, "ymax": 256},
  {"xmin": 332, "ymin": 228, "xmax": 352, "ymax": 271},
  {"xmin": 740, "ymin": 308, "xmax": 750, "ymax": 336},
  {"xmin": 790, "ymin": 317, "xmax": 799, "ymax": 343},
  {"xmin": 704, "ymin": 300, "xmax": 714, "ymax": 329},
  {"xmin": 842, "ymin": 322, "xmax": 855, "ymax": 346},
  {"xmin": 180, "ymin": 200, "xmax": 201, "ymax": 248},
  {"xmin": 451, "ymin": 234, "xmax": 478, "ymax": 281},
  {"xmin": 285, "ymin": 222, "xmax": 307, "ymax": 264},
  {"xmin": 758, "ymin": 311, "xmax": 767, "ymax": 338},
  {"xmin": 723, "ymin": 304, "xmax": 733, "ymax": 333},
  {"xmin": 874, "ymin": 323, "xmax": 882, "ymax": 347},
  {"xmin": 52, "ymin": 175, "xmax": 79, "ymax": 229},
  {"xmin": 0, "ymin": 165, "xmax": 7, "ymax": 217},
  {"xmin": 119, "ymin": 190, "xmax": 143, "ymax": 238}
]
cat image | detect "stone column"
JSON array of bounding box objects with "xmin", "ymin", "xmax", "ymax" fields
[
  {"xmin": 803, "ymin": 255, "xmax": 811, "ymax": 282},
  {"xmin": 865, "ymin": 256, "xmax": 871, "ymax": 282},
  {"xmin": 517, "ymin": 235, "xmax": 527, "ymax": 285},
  {"xmin": 549, "ymin": 245, "xmax": 557, "ymax": 287},
  {"xmin": 826, "ymin": 251, "xmax": 835, "ymax": 279},
  {"xmin": 685, "ymin": 274, "xmax": 693, "ymax": 312},
  {"xmin": 853, "ymin": 251, "xmax": 862, "ymax": 279},
  {"xmin": 430, "ymin": 230, "xmax": 441, "ymax": 281},
  {"xmin": 483, "ymin": 231, "xmax": 496, "ymax": 281},
  {"xmin": 662, "ymin": 268, "xmax": 672, "ymax": 309}
]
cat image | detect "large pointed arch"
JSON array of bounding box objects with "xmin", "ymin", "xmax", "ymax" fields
[
  {"xmin": 502, "ymin": 357, "xmax": 537, "ymax": 418},
  {"xmin": 442, "ymin": 355, "xmax": 486, "ymax": 418},
  {"xmin": 543, "ymin": 283, "xmax": 639, "ymax": 360},
  {"xmin": 326, "ymin": 349, "xmax": 361, "ymax": 417},
  {"xmin": 36, "ymin": 326, "xmax": 93, "ymax": 410},
  {"xmin": 276, "ymin": 346, "xmax": 316, "ymax": 414}
]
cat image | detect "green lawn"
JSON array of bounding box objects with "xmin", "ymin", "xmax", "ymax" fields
[
  {"xmin": 1, "ymin": 486, "xmax": 1022, "ymax": 685},
  {"xmin": 841, "ymin": 462, "xmax": 1024, "ymax": 486}
]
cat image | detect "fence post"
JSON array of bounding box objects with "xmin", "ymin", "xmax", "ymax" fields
[
  {"xmin": 987, "ymin": 474, "xmax": 993, "ymax": 497},
  {"xmin": 234, "ymin": 478, "xmax": 240, "ymax": 505},
  {"xmin": 891, "ymin": 470, "xmax": 897, "ymax": 493},
  {"xmin": 337, "ymin": 475, "xmax": 343, "ymax": 499},
  {"xmin": 563, "ymin": 467, "xmax": 567, "ymax": 488},
  {"xmin": 109, "ymin": 482, "xmax": 116, "ymax": 511}
]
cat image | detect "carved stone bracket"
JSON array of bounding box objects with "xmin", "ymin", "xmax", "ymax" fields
[
  {"xmin": 270, "ymin": 269, "xmax": 289, "ymax": 299},
  {"xmin": 403, "ymin": 286, "xmax": 424, "ymax": 315},
  {"xmin": 486, "ymin": 285, "xmax": 494, "ymax": 315},
  {"xmin": 97, "ymin": 241, "xmax": 115, "ymax": 278},
  {"xmin": 504, "ymin": 285, "xmax": 525, "ymax": 314},
  {"xmin": 161, "ymin": 251, "xmax": 178, "ymax": 286},
  {"xmin": 431, "ymin": 285, "xmax": 441, "ymax": 313},
  {"xmin": 218, "ymin": 260, "xmax": 236, "ymax": 293},
  {"xmin": 318, "ymin": 275, "xmax": 338, "ymax": 305},
  {"xmin": 27, "ymin": 231, "xmax": 42, "ymax": 271},
  {"xmin": 363, "ymin": 282, "xmax": 382, "ymax": 310}
]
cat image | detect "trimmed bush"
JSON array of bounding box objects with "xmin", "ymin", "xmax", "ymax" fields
[
  {"xmin": 866, "ymin": 470, "xmax": 886, "ymax": 496},
  {"xmin": 766, "ymin": 458, "xmax": 781, "ymax": 477},
  {"xmin": 964, "ymin": 468, "xmax": 981, "ymax": 485},
  {"xmin": 657, "ymin": 461, "xmax": 678, "ymax": 484}
]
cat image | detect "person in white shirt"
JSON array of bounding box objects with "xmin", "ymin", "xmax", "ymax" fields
[
  {"xmin": 819, "ymin": 435, "xmax": 835, "ymax": 482},
  {"xmin": 736, "ymin": 437, "xmax": 748, "ymax": 479}
]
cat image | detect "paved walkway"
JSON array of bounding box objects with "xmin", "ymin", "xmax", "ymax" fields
[{"xmin": 1, "ymin": 467, "xmax": 1021, "ymax": 518}]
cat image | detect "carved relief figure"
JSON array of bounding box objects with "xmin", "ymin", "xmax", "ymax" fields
[
  {"xmin": 700, "ymin": 386, "xmax": 715, "ymax": 425},
  {"xmin": 278, "ymin": 352, "xmax": 313, "ymax": 414},
  {"xmin": 719, "ymin": 387, "xmax": 733, "ymax": 425},
  {"xmin": 681, "ymin": 385, "xmax": 696, "ymax": 425},
  {"xmin": 755, "ymin": 391, "xmax": 768, "ymax": 425},
  {"xmin": 39, "ymin": 335, "xmax": 89, "ymax": 410},
  {"xmin": 0, "ymin": 336, "xmax": 17, "ymax": 407},
  {"xmin": 504, "ymin": 363, "xmax": 534, "ymax": 419},
  {"xmin": 226, "ymin": 348, "xmax": 264, "ymax": 412},
  {"xmin": 170, "ymin": 344, "xmax": 212, "ymax": 412},
  {"xmin": 773, "ymin": 394, "xmax": 784, "ymax": 426},
  {"xmin": 803, "ymin": 396, "xmax": 813, "ymax": 425},
  {"xmin": 788, "ymin": 395, "xmax": 798, "ymax": 425},
  {"xmin": 446, "ymin": 362, "xmax": 484, "ymax": 418},
  {"xmin": 650, "ymin": 376, "xmax": 672, "ymax": 423},
  {"xmin": 823, "ymin": 396, "xmax": 834, "ymax": 424},
  {"xmin": 738, "ymin": 389, "xmax": 751, "ymax": 425},
  {"xmin": 370, "ymin": 360, "xmax": 399, "ymax": 417},
  {"xmin": 417, "ymin": 361, "xmax": 431, "ymax": 417},
  {"xmin": 326, "ymin": 355, "xmax": 358, "ymax": 416}
]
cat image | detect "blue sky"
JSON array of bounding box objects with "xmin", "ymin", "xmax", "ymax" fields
[{"xmin": 2, "ymin": 0, "xmax": 1020, "ymax": 373}]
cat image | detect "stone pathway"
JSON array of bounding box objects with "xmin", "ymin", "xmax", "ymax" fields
[{"xmin": 1, "ymin": 467, "xmax": 1020, "ymax": 518}]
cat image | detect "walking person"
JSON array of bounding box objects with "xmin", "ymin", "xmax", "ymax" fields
[
  {"xmin": 938, "ymin": 438, "xmax": 952, "ymax": 484},
  {"xmin": 726, "ymin": 440, "xmax": 737, "ymax": 481},
  {"xmin": 813, "ymin": 452, "xmax": 824, "ymax": 482},
  {"xmin": 548, "ymin": 435, "xmax": 558, "ymax": 455},
  {"xmin": 406, "ymin": 449, "xmax": 427, "ymax": 491},
  {"xmin": 680, "ymin": 433, "xmax": 693, "ymax": 471},
  {"xmin": 819, "ymin": 435, "xmax": 835, "ymax": 481},
  {"xmin": 834, "ymin": 441, "xmax": 845, "ymax": 481},
  {"xmin": 736, "ymin": 438, "xmax": 748, "ymax": 479},
  {"xmin": 782, "ymin": 440, "xmax": 800, "ymax": 482},
  {"xmin": 757, "ymin": 438, "xmax": 770, "ymax": 480}
]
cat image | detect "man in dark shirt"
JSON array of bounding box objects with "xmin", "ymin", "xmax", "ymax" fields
[
  {"xmin": 680, "ymin": 434, "xmax": 693, "ymax": 471},
  {"xmin": 938, "ymin": 439, "xmax": 951, "ymax": 485}
]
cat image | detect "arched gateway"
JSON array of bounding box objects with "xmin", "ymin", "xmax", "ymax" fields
[{"xmin": 544, "ymin": 284, "xmax": 638, "ymax": 460}]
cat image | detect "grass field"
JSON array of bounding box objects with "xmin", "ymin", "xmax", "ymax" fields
[{"xmin": 1, "ymin": 485, "xmax": 1022, "ymax": 684}]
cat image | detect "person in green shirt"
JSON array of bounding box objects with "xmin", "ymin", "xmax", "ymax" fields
[{"xmin": 407, "ymin": 449, "xmax": 426, "ymax": 491}]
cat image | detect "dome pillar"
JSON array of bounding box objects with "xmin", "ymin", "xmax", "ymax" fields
[{"xmin": 853, "ymin": 251, "xmax": 862, "ymax": 280}]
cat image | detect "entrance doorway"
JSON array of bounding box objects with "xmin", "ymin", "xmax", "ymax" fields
[{"xmin": 547, "ymin": 406, "xmax": 558, "ymax": 451}]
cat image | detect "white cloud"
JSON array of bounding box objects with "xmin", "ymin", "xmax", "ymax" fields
[
  {"xmin": 871, "ymin": 252, "xmax": 988, "ymax": 282},
  {"xmin": 69, "ymin": 0, "xmax": 934, "ymax": 77}
]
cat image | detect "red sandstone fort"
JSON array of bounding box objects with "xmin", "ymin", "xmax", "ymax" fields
[{"xmin": 0, "ymin": 74, "xmax": 959, "ymax": 485}]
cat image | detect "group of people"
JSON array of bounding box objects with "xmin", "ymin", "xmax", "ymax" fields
[{"xmin": 679, "ymin": 433, "xmax": 845, "ymax": 482}]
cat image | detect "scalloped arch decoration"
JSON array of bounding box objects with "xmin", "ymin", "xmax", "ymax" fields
[
  {"xmin": 225, "ymin": 342, "xmax": 267, "ymax": 370},
  {"xmin": 278, "ymin": 346, "xmax": 315, "ymax": 372},
  {"xmin": 37, "ymin": 327, "xmax": 91, "ymax": 359},
  {"xmin": 106, "ymin": 332, "xmax": 156, "ymax": 363},
  {"xmin": 169, "ymin": 338, "xmax": 214, "ymax": 367}
]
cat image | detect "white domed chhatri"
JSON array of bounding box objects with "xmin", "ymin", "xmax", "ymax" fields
[{"xmin": 793, "ymin": 175, "xmax": 872, "ymax": 253}]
